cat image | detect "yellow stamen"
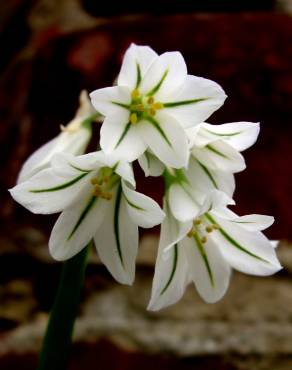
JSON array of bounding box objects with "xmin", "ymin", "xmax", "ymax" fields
[
  {"xmin": 212, "ymin": 224, "xmax": 219, "ymax": 230},
  {"xmin": 201, "ymin": 236, "xmax": 207, "ymax": 243},
  {"xmin": 149, "ymin": 108, "xmax": 156, "ymax": 116},
  {"xmin": 206, "ymin": 225, "xmax": 213, "ymax": 233},
  {"xmin": 130, "ymin": 113, "xmax": 138, "ymax": 124},
  {"xmin": 187, "ymin": 229, "xmax": 195, "ymax": 238},
  {"xmin": 153, "ymin": 102, "xmax": 164, "ymax": 110},
  {"xmin": 194, "ymin": 218, "xmax": 201, "ymax": 225},
  {"xmin": 93, "ymin": 186, "xmax": 102, "ymax": 196},
  {"xmin": 90, "ymin": 178, "xmax": 99, "ymax": 185},
  {"xmin": 131, "ymin": 89, "xmax": 140, "ymax": 99},
  {"xmin": 147, "ymin": 97, "xmax": 154, "ymax": 104},
  {"xmin": 102, "ymin": 192, "xmax": 112, "ymax": 200}
]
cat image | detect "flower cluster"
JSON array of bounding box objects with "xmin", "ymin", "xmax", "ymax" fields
[{"xmin": 10, "ymin": 44, "xmax": 281, "ymax": 310}]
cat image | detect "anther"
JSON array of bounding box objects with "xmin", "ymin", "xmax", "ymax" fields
[
  {"xmin": 206, "ymin": 225, "xmax": 213, "ymax": 233},
  {"xmin": 194, "ymin": 218, "xmax": 201, "ymax": 225},
  {"xmin": 102, "ymin": 192, "xmax": 112, "ymax": 200},
  {"xmin": 90, "ymin": 178, "xmax": 99, "ymax": 185},
  {"xmin": 131, "ymin": 89, "xmax": 140, "ymax": 99},
  {"xmin": 187, "ymin": 229, "xmax": 195, "ymax": 238},
  {"xmin": 153, "ymin": 102, "xmax": 164, "ymax": 110},
  {"xmin": 93, "ymin": 186, "xmax": 102, "ymax": 196},
  {"xmin": 130, "ymin": 113, "xmax": 138, "ymax": 124},
  {"xmin": 147, "ymin": 97, "xmax": 154, "ymax": 104},
  {"xmin": 201, "ymin": 236, "xmax": 207, "ymax": 243},
  {"xmin": 212, "ymin": 224, "xmax": 219, "ymax": 230},
  {"xmin": 149, "ymin": 108, "xmax": 156, "ymax": 116}
]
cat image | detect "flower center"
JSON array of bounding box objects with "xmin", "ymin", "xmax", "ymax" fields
[
  {"xmin": 129, "ymin": 89, "xmax": 164, "ymax": 125},
  {"xmin": 90, "ymin": 168, "xmax": 119, "ymax": 200},
  {"xmin": 187, "ymin": 217, "xmax": 219, "ymax": 243}
]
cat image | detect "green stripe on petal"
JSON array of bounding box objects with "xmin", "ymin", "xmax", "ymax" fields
[
  {"xmin": 69, "ymin": 164, "xmax": 92, "ymax": 173},
  {"xmin": 115, "ymin": 122, "xmax": 132, "ymax": 149},
  {"xmin": 163, "ymin": 98, "xmax": 208, "ymax": 108},
  {"xmin": 197, "ymin": 161, "xmax": 218, "ymax": 189},
  {"xmin": 114, "ymin": 184, "xmax": 124, "ymax": 267},
  {"xmin": 136, "ymin": 62, "xmax": 142, "ymax": 88},
  {"xmin": 29, "ymin": 173, "xmax": 88, "ymax": 193},
  {"xmin": 205, "ymin": 213, "xmax": 269, "ymax": 263},
  {"xmin": 124, "ymin": 196, "xmax": 146, "ymax": 211},
  {"xmin": 206, "ymin": 144, "xmax": 228, "ymax": 159},
  {"xmin": 146, "ymin": 69, "xmax": 169, "ymax": 96},
  {"xmin": 145, "ymin": 152, "xmax": 151, "ymax": 169},
  {"xmin": 146, "ymin": 116, "xmax": 172, "ymax": 147},
  {"xmin": 193, "ymin": 233, "xmax": 214, "ymax": 286},
  {"xmin": 67, "ymin": 196, "xmax": 97, "ymax": 240},
  {"xmin": 111, "ymin": 101, "xmax": 130, "ymax": 110},
  {"xmin": 160, "ymin": 244, "xmax": 178, "ymax": 295},
  {"xmin": 204, "ymin": 128, "xmax": 242, "ymax": 137}
]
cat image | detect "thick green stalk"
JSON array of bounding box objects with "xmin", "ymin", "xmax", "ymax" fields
[{"xmin": 37, "ymin": 244, "xmax": 90, "ymax": 370}]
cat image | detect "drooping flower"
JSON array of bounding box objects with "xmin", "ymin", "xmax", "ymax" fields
[
  {"xmin": 187, "ymin": 121, "xmax": 260, "ymax": 173},
  {"xmin": 162, "ymin": 156, "xmax": 235, "ymax": 223},
  {"xmin": 10, "ymin": 152, "xmax": 164, "ymax": 284},
  {"xmin": 148, "ymin": 192, "xmax": 281, "ymax": 311},
  {"xmin": 138, "ymin": 151, "xmax": 165, "ymax": 177},
  {"xmin": 17, "ymin": 90, "xmax": 99, "ymax": 183},
  {"xmin": 90, "ymin": 44, "xmax": 226, "ymax": 168}
]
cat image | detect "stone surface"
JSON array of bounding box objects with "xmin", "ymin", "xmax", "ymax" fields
[{"xmin": 0, "ymin": 236, "xmax": 292, "ymax": 369}]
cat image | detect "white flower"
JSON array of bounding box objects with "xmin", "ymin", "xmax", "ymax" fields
[
  {"xmin": 17, "ymin": 90, "xmax": 99, "ymax": 183},
  {"xmin": 138, "ymin": 151, "xmax": 165, "ymax": 177},
  {"xmin": 90, "ymin": 44, "xmax": 226, "ymax": 168},
  {"xmin": 188, "ymin": 121, "xmax": 260, "ymax": 173},
  {"xmin": 10, "ymin": 152, "xmax": 165, "ymax": 284},
  {"xmin": 148, "ymin": 192, "xmax": 281, "ymax": 310},
  {"xmin": 164, "ymin": 156, "xmax": 235, "ymax": 223}
]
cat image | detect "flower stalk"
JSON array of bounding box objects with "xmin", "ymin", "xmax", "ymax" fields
[{"xmin": 37, "ymin": 244, "xmax": 90, "ymax": 370}]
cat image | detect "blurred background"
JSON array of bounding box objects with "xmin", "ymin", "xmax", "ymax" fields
[{"xmin": 0, "ymin": 1, "xmax": 292, "ymax": 369}]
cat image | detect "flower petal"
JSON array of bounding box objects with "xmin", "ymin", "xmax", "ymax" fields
[
  {"xmin": 200, "ymin": 122, "xmax": 260, "ymax": 151},
  {"xmin": 192, "ymin": 140, "xmax": 246, "ymax": 173},
  {"xmin": 187, "ymin": 157, "xmax": 235, "ymax": 197},
  {"xmin": 90, "ymin": 86, "xmax": 131, "ymax": 116},
  {"xmin": 228, "ymin": 214, "xmax": 275, "ymax": 231},
  {"xmin": 49, "ymin": 193, "xmax": 107, "ymax": 260},
  {"xmin": 117, "ymin": 44, "xmax": 158, "ymax": 89},
  {"xmin": 148, "ymin": 202, "xmax": 192, "ymax": 311},
  {"xmin": 9, "ymin": 167, "xmax": 92, "ymax": 214},
  {"xmin": 138, "ymin": 151, "xmax": 164, "ymax": 177},
  {"xmin": 141, "ymin": 112, "xmax": 189, "ymax": 168},
  {"xmin": 100, "ymin": 113, "xmax": 147, "ymax": 162},
  {"xmin": 206, "ymin": 212, "xmax": 282, "ymax": 276},
  {"xmin": 163, "ymin": 75, "xmax": 226, "ymax": 128},
  {"xmin": 168, "ymin": 183, "xmax": 202, "ymax": 222},
  {"xmin": 140, "ymin": 52, "xmax": 187, "ymax": 100},
  {"xmin": 51, "ymin": 152, "xmax": 102, "ymax": 178},
  {"xmin": 121, "ymin": 181, "xmax": 164, "ymax": 228},
  {"xmin": 182, "ymin": 235, "xmax": 231, "ymax": 303},
  {"xmin": 17, "ymin": 137, "xmax": 59, "ymax": 183},
  {"xmin": 115, "ymin": 161, "xmax": 136, "ymax": 187},
  {"xmin": 94, "ymin": 184, "xmax": 138, "ymax": 285}
]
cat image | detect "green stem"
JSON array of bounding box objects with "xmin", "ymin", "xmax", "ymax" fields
[{"xmin": 37, "ymin": 244, "xmax": 90, "ymax": 370}]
